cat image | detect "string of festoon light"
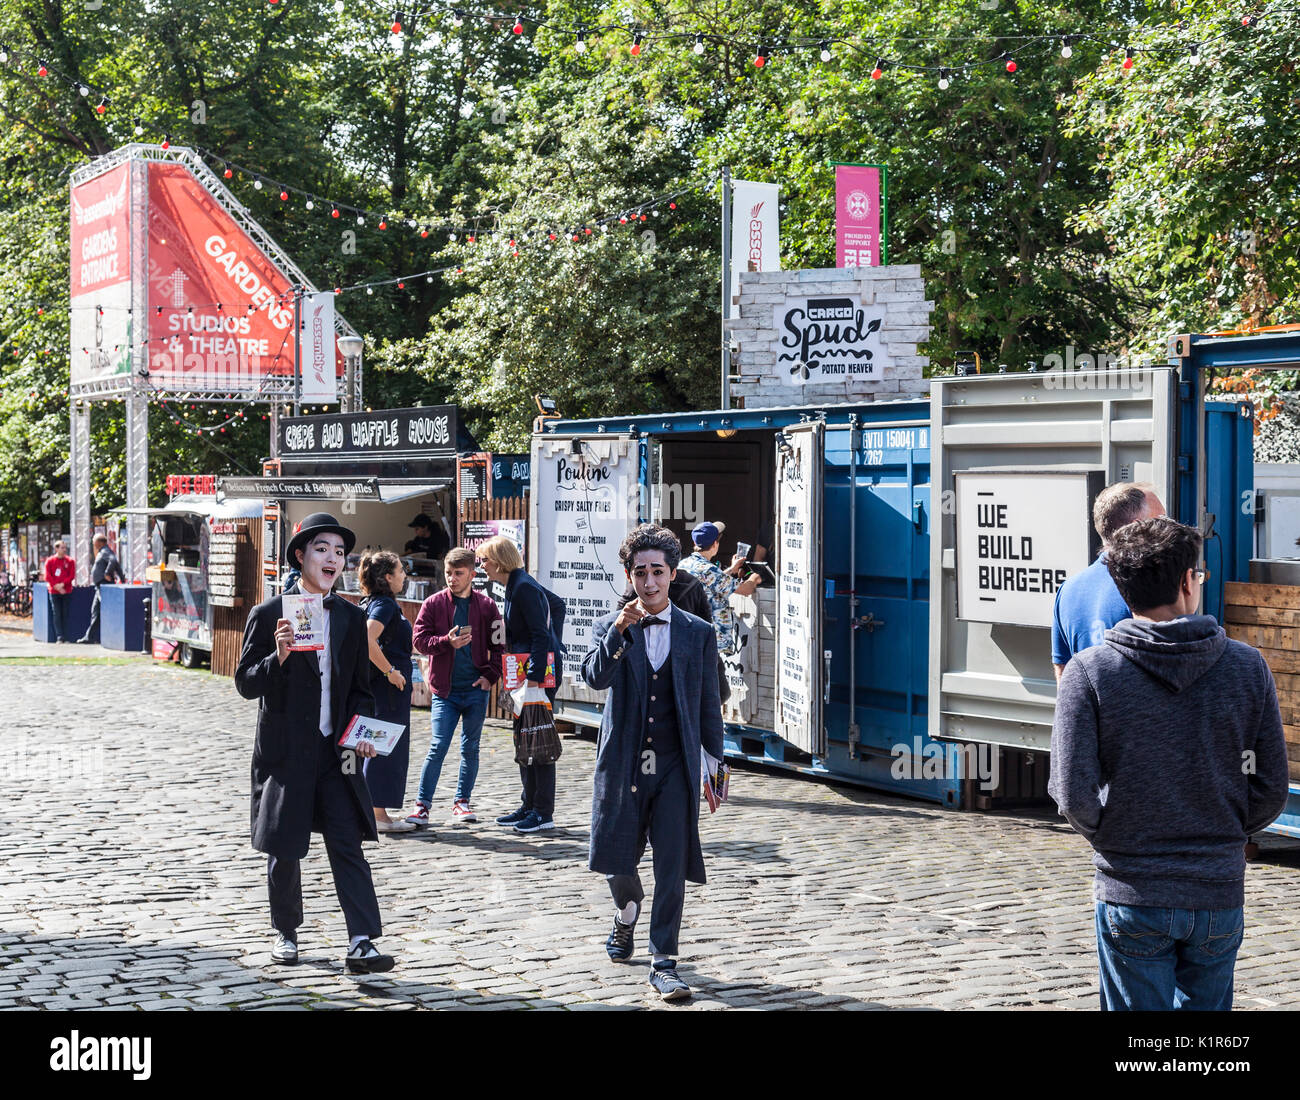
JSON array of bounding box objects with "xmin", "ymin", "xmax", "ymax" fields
[
  {"xmin": 1, "ymin": 3, "xmax": 1293, "ymax": 132},
  {"xmin": 364, "ymin": 0, "xmax": 1292, "ymax": 78}
]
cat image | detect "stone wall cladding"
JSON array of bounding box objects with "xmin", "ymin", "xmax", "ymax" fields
[{"xmin": 726, "ymin": 265, "xmax": 933, "ymax": 407}]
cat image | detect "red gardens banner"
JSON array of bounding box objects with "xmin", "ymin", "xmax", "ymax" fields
[
  {"xmin": 834, "ymin": 164, "xmax": 887, "ymax": 269},
  {"xmin": 147, "ymin": 161, "xmax": 300, "ymax": 389},
  {"xmin": 70, "ymin": 163, "xmax": 132, "ymax": 382}
]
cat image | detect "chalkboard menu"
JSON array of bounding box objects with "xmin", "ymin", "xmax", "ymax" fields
[{"xmin": 208, "ymin": 521, "xmax": 245, "ymax": 608}]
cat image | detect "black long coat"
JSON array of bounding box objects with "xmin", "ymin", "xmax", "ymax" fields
[
  {"xmin": 581, "ymin": 605, "xmax": 724, "ymax": 884},
  {"xmin": 235, "ymin": 594, "xmax": 377, "ymax": 859}
]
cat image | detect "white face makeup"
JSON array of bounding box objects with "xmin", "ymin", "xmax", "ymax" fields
[
  {"xmin": 297, "ymin": 533, "xmax": 347, "ymax": 595},
  {"xmin": 628, "ymin": 550, "xmax": 675, "ymax": 614}
]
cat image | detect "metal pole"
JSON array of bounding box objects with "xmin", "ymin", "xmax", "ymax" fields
[
  {"xmin": 270, "ymin": 400, "xmax": 280, "ymax": 460},
  {"xmin": 720, "ymin": 165, "xmax": 732, "ymax": 410},
  {"xmin": 847, "ymin": 414, "xmax": 860, "ymax": 759},
  {"xmin": 293, "ymin": 287, "xmax": 302, "ymax": 418}
]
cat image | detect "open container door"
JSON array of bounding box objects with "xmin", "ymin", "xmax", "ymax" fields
[
  {"xmin": 775, "ymin": 421, "xmax": 826, "ymax": 756},
  {"xmin": 530, "ymin": 433, "xmax": 639, "ymax": 727},
  {"xmin": 929, "ymin": 367, "xmax": 1177, "ymax": 754}
]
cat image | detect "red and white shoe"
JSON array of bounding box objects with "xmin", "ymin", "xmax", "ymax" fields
[
  {"xmin": 451, "ymin": 799, "xmax": 478, "ymax": 823},
  {"xmin": 404, "ymin": 802, "xmax": 430, "ymax": 828}
]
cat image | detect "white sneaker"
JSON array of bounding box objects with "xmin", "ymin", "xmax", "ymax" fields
[
  {"xmin": 376, "ymin": 818, "xmax": 416, "ymax": 834},
  {"xmin": 451, "ymin": 799, "xmax": 478, "ymax": 823}
]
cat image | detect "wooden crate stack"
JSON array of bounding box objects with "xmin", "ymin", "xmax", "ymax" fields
[{"xmin": 1223, "ymin": 582, "xmax": 1300, "ymax": 781}]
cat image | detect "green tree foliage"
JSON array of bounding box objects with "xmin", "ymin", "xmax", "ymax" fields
[{"xmin": 0, "ymin": 0, "xmax": 1296, "ymax": 521}]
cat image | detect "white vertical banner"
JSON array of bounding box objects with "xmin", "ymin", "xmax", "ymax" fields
[
  {"xmin": 731, "ymin": 180, "xmax": 780, "ymax": 289},
  {"xmin": 300, "ymin": 291, "xmax": 337, "ymax": 402}
]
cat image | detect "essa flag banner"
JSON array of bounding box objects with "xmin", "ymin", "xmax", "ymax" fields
[
  {"xmin": 299, "ymin": 292, "xmax": 337, "ymax": 402},
  {"xmin": 70, "ymin": 163, "xmax": 132, "ymax": 384},
  {"xmin": 731, "ymin": 180, "xmax": 780, "ymax": 289},
  {"xmin": 835, "ymin": 164, "xmax": 885, "ymax": 268},
  {"xmin": 145, "ymin": 160, "xmax": 344, "ymax": 392}
]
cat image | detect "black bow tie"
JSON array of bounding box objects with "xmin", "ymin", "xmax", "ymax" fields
[{"xmin": 640, "ymin": 616, "xmax": 667, "ymax": 628}]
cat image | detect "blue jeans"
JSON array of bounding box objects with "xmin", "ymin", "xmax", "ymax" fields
[
  {"xmin": 417, "ymin": 689, "xmax": 489, "ymax": 805},
  {"xmin": 1095, "ymin": 901, "xmax": 1244, "ymax": 1011}
]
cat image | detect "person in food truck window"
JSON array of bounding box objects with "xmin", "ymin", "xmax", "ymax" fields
[
  {"xmin": 1052, "ymin": 483, "xmax": 1165, "ymax": 683},
  {"xmin": 477, "ymin": 534, "xmax": 564, "ymax": 834},
  {"xmin": 234, "ymin": 512, "xmax": 395, "ymax": 975},
  {"xmin": 75, "ymin": 534, "xmax": 124, "ymax": 645},
  {"xmin": 582, "ymin": 523, "xmax": 724, "ymax": 1002},
  {"xmin": 678, "ymin": 521, "xmax": 760, "ymax": 656},
  {"xmin": 1049, "ymin": 517, "xmax": 1287, "ymax": 1011},
  {"xmin": 43, "ymin": 540, "xmax": 76, "ymax": 644},
  {"xmin": 358, "ymin": 549, "xmax": 416, "ymax": 835},
  {"xmin": 404, "ymin": 512, "xmax": 450, "ymax": 561}
]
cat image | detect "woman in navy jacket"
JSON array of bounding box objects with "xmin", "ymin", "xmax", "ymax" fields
[{"xmin": 478, "ymin": 535, "xmax": 563, "ymax": 834}]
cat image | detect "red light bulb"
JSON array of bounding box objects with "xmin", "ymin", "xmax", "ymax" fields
[
  {"xmin": 1006, "ymin": 59, "xmax": 1017, "ymax": 73},
  {"xmin": 512, "ymin": 21, "xmax": 523, "ymax": 35},
  {"xmin": 279, "ymin": 190, "xmax": 288, "ymax": 201},
  {"xmin": 331, "ymin": 207, "xmax": 340, "ymax": 218}
]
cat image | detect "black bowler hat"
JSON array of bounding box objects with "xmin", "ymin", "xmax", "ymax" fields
[
  {"xmin": 285, "ymin": 512, "xmax": 356, "ymax": 565},
  {"xmin": 408, "ymin": 513, "xmax": 433, "ymax": 529}
]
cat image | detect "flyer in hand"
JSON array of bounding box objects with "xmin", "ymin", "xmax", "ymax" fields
[
  {"xmin": 338, "ymin": 714, "xmax": 407, "ymax": 757},
  {"xmin": 282, "ymin": 593, "xmax": 325, "ymax": 651},
  {"xmin": 700, "ymin": 749, "xmax": 731, "ymax": 813},
  {"xmin": 502, "ymin": 652, "xmax": 556, "ymax": 690}
]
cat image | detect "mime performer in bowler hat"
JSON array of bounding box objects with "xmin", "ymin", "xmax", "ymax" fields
[{"xmin": 235, "ymin": 512, "xmax": 395, "ymax": 973}]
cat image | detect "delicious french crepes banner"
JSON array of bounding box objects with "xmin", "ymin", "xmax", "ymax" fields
[
  {"xmin": 145, "ymin": 161, "xmax": 342, "ymax": 391},
  {"xmin": 70, "ymin": 163, "xmax": 133, "ymax": 383}
]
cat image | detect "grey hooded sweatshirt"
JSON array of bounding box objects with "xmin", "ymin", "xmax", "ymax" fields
[{"xmin": 1049, "ymin": 615, "xmax": 1288, "ymax": 910}]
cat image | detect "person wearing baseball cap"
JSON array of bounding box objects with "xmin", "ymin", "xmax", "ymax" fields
[
  {"xmin": 678, "ymin": 521, "xmax": 760, "ymax": 657},
  {"xmin": 404, "ymin": 510, "xmax": 450, "ymax": 561},
  {"xmin": 235, "ymin": 511, "xmax": 395, "ymax": 975}
]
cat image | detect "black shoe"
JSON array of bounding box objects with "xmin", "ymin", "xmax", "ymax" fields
[
  {"xmin": 513, "ymin": 810, "xmax": 555, "ymax": 834},
  {"xmin": 648, "ymin": 961, "xmax": 691, "ymax": 1001},
  {"xmin": 495, "ymin": 806, "xmax": 530, "ymax": 826},
  {"xmin": 345, "ymin": 939, "xmax": 395, "ymax": 974},
  {"xmin": 606, "ymin": 916, "xmax": 635, "ymax": 961}
]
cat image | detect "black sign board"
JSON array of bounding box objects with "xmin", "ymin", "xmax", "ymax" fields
[
  {"xmin": 278, "ymin": 406, "xmax": 459, "ymax": 462},
  {"xmin": 219, "ymin": 477, "xmax": 381, "ymax": 501}
]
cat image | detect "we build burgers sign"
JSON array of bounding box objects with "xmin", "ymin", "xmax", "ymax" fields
[
  {"xmin": 70, "ymin": 152, "xmax": 343, "ymax": 395},
  {"xmin": 955, "ymin": 472, "xmax": 1095, "ymax": 627}
]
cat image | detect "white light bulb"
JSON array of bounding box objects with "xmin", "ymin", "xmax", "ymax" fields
[
  {"xmin": 305, "ymin": 199, "xmax": 314, "ymax": 210},
  {"xmin": 79, "ymin": 84, "xmax": 89, "ymax": 96},
  {"xmin": 1061, "ymin": 44, "xmax": 1073, "ymax": 58},
  {"xmin": 938, "ymin": 76, "xmax": 949, "ymax": 89},
  {"xmin": 0, "ymin": 50, "xmax": 8, "ymax": 63},
  {"xmin": 694, "ymin": 35, "xmax": 705, "ymax": 55},
  {"xmin": 1189, "ymin": 45, "xmax": 1202, "ymax": 66},
  {"xmin": 357, "ymin": 215, "xmax": 365, "ymax": 225},
  {"xmin": 575, "ymin": 39, "xmax": 586, "ymax": 54},
  {"xmin": 366, "ymin": 287, "xmax": 374, "ymax": 295},
  {"xmin": 253, "ymin": 179, "xmax": 263, "ymax": 190}
]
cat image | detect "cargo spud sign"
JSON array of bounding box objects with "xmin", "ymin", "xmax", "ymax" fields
[{"xmin": 775, "ymin": 296, "xmax": 892, "ymax": 384}]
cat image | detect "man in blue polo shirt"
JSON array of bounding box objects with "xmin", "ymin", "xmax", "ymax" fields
[{"xmin": 1052, "ymin": 482, "xmax": 1165, "ymax": 683}]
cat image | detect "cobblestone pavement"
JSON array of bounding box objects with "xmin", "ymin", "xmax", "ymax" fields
[{"xmin": 6, "ymin": 657, "xmax": 1300, "ymax": 1011}]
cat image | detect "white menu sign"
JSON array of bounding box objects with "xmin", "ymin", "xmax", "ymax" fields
[{"xmin": 775, "ymin": 423, "xmax": 824, "ymax": 755}]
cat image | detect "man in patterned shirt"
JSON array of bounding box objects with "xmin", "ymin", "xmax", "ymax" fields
[{"xmin": 678, "ymin": 521, "xmax": 760, "ymax": 655}]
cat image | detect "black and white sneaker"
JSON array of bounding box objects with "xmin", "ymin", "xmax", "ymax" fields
[
  {"xmin": 648, "ymin": 961, "xmax": 691, "ymax": 1001},
  {"xmin": 270, "ymin": 932, "xmax": 298, "ymax": 966},
  {"xmin": 345, "ymin": 939, "xmax": 395, "ymax": 975},
  {"xmin": 606, "ymin": 916, "xmax": 635, "ymax": 962},
  {"xmin": 495, "ymin": 806, "xmax": 530, "ymax": 826},
  {"xmin": 513, "ymin": 811, "xmax": 555, "ymax": 834}
]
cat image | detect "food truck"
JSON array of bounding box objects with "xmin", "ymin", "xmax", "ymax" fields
[
  {"xmin": 530, "ymin": 359, "xmax": 1262, "ymax": 809},
  {"xmin": 126, "ymin": 477, "xmax": 264, "ymax": 669},
  {"xmin": 216, "ymin": 406, "xmax": 527, "ymax": 708}
]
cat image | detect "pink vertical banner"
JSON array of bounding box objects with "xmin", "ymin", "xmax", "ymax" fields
[{"xmin": 835, "ymin": 164, "xmax": 884, "ymax": 268}]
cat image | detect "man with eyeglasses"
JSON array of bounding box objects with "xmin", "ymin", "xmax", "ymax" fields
[
  {"xmin": 1049, "ymin": 516, "xmax": 1287, "ymax": 1011},
  {"xmin": 1052, "ymin": 482, "xmax": 1166, "ymax": 683}
]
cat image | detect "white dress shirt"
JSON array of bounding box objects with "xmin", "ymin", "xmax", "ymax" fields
[
  {"xmin": 317, "ymin": 599, "xmax": 333, "ymax": 738},
  {"xmin": 639, "ymin": 601, "xmax": 673, "ymax": 672}
]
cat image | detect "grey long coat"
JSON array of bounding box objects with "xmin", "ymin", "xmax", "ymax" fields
[
  {"xmin": 235, "ymin": 594, "xmax": 377, "ymax": 859},
  {"xmin": 581, "ymin": 604, "xmax": 724, "ymax": 884}
]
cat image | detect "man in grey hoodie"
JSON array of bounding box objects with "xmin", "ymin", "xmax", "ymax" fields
[{"xmin": 1049, "ymin": 516, "xmax": 1287, "ymax": 1011}]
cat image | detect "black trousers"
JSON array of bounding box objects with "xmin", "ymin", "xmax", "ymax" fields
[
  {"xmin": 267, "ymin": 732, "xmax": 383, "ymax": 941},
  {"xmin": 518, "ymin": 762, "xmax": 556, "ymax": 818},
  {"xmin": 606, "ymin": 749, "xmax": 690, "ymax": 958},
  {"xmin": 79, "ymin": 586, "xmax": 102, "ymax": 643}
]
